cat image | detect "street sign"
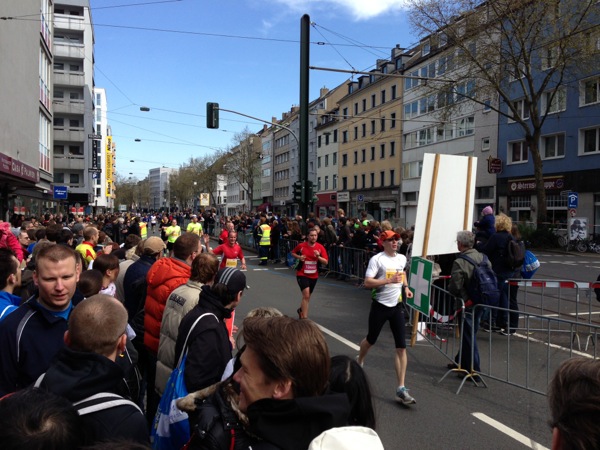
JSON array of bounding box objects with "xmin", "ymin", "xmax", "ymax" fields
[
  {"xmin": 200, "ymin": 193, "xmax": 210, "ymax": 206},
  {"xmin": 407, "ymin": 257, "xmax": 433, "ymax": 315},
  {"xmin": 567, "ymin": 192, "xmax": 578, "ymax": 209},
  {"xmin": 88, "ymin": 133, "xmax": 102, "ymax": 140},
  {"xmin": 357, "ymin": 194, "xmax": 364, "ymax": 202},
  {"xmin": 88, "ymin": 168, "xmax": 102, "ymax": 173},
  {"xmin": 487, "ymin": 156, "xmax": 502, "ymax": 174},
  {"xmin": 569, "ymin": 208, "xmax": 577, "ymax": 217},
  {"xmin": 53, "ymin": 185, "xmax": 68, "ymax": 200}
]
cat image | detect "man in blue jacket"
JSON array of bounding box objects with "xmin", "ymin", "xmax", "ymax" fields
[
  {"xmin": 0, "ymin": 248, "xmax": 22, "ymax": 322},
  {"xmin": 0, "ymin": 244, "xmax": 80, "ymax": 396}
]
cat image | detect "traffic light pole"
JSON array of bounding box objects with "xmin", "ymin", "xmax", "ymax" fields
[{"xmin": 299, "ymin": 14, "xmax": 310, "ymax": 220}]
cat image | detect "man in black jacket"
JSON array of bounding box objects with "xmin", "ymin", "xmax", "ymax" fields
[{"xmin": 36, "ymin": 294, "xmax": 149, "ymax": 446}]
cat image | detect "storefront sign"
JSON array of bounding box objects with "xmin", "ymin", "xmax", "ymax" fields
[
  {"xmin": 379, "ymin": 202, "xmax": 396, "ymax": 209},
  {"xmin": 337, "ymin": 191, "xmax": 349, "ymax": 202},
  {"xmin": 0, "ymin": 152, "xmax": 40, "ymax": 183},
  {"xmin": 488, "ymin": 157, "xmax": 502, "ymax": 174},
  {"xmin": 508, "ymin": 175, "xmax": 564, "ymax": 193}
]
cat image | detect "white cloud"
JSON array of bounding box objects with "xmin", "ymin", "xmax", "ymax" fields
[{"xmin": 271, "ymin": 0, "xmax": 409, "ymax": 21}]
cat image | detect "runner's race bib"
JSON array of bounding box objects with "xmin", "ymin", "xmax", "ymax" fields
[
  {"xmin": 226, "ymin": 259, "xmax": 237, "ymax": 268},
  {"xmin": 304, "ymin": 261, "xmax": 317, "ymax": 274}
]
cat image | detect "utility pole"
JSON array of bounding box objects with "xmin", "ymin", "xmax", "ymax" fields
[{"xmin": 299, "ymin": 14, "xmax": 310, "ymax": 220}]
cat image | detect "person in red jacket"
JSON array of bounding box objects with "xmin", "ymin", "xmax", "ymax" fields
[
  {"xmin": 0, "ymin": 221, "xmax": 23, "ymax": 262},
  {"xmin": 143, "ymin": 232, "xmax": 201, "ymax": 422}
]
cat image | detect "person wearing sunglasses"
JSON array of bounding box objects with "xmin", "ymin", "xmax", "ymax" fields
[{"xmin": 356, "ymin": 230, "xmax": 416, "ymax": 405}]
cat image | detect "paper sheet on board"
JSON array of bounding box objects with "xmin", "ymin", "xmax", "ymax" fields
[{"xmin": 411, "ymin": 153, "xmax": 477, "ymax": 257}]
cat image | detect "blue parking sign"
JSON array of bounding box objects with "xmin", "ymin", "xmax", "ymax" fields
[{"xmin": 568, "ymin": 192, "xmax": 578, "ymax": 209}]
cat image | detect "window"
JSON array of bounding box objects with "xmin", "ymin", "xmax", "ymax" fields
[
  {"xmin": 354, "ymin": 127, "xmax": 358, "ymax": 140},
  {"xmin": 422, "ymin": 40, "xmax": 431, "ymax": 56},
  {"xmin": 361, "ymin": 149, "xmax": 366, "ymax": 162},
  {"xmin": 483, "ymin": 99, "xmax": 491, "ymax": 112},
  {"xmin": 342, "ymin": 130, "xmax": 348, "ymax": 143},
  {"xmin": 508, "ymin": 61, "xmax": 526, "ymax": 82},
  {"xmin": 404, "ymin": 101, "xmax": 419, "ymax": 119},
  {"xmin": 582, "ymin": 77, "xmax": 600, "ymax": 106},
  {"xmin": 380, "ymin": 171, "xmax": 385, "ymax": 187},
  {"xmin": 476, "ymin": 186, "xmax": 494, "ymax": 199},
  {"xmin": 325, "ymin": 154, "xmax": 329, "ymax": 166},
  {"xmin": 403, "ymin": 161, "xmax": 423, "ymax": 179},
  {"xmin": 333, "ymin": 130, "xmax": 338, "ymax": 142},
  {"xmin": 437, "ymin": 122, "xmax": 454, "ymax": 141},
  {"xmin": 543, "ymin": 88, "xmax": 566, "ymax": 114},
  {"xmin": 55, "ymin": 172, "xmax": 64, "ymax": 183},
  {"xmin": 39, "ymin": 113, "xmax": 50, "ymax": 172},
  {"xmin": 342, "ymin": 154, "xmax": 348, "ymax": 166},
  {"xmin": 541, "ymin": 46, "xmax": 559, "ymax": 70},
  {"xmin": 370, "ymin": 173, "xmax": 375, "ymax": 188},
  {"xmin": 370, "ymin": 147, "xmax": 375, "ymax": 161},
  {"xmin": 371, "ymin": 94, "xmax": 376, "ymax": 108},
  {"xmin": 54, "ymin": 117, "xmax": 65, "ymax": 127},
  {"xmin": 404, "ymin": 192, "xmax": 417, "ymax": 202},
  {"xmin": 325, "ymin": 133, "xmax": 329, "ymax": 145},
  {"xmin": 510, "ymin": 99, "xmax": 530, "ymax": 121},
  {"xmin": 333, "ymin": 174, "xmax": 338, "ymax": 189},
  {"xmin": 354, "ymin": 151, "xmax": 358, "ymax": 164},
  {"xmin": 380, "ymin": 144, "xmax": 385, "ymax": 159},
  {"xmin": 390, "ymin": 169, "xmax": 395, "ymax": 185},
  {"xmin": 333, "ymin": 153, "xmax": 337, "ymax": 165},
  {"xmin": 482, "ymin": 137, "xmax": 491, "ymax": 151},
  {"xmin": 318, "ymin": 136, "xmax": 322, "ymax": 148},
  {"xmin": 509, "ymin": 140, "xmax": 529, "ymax": 163},
  {"xmin": 542, "ymin": 134, "xmax": 565, "ymax": 159},
  {"xmin": 69, "ymin": 173, "xmax": 80, "ymax": 184},
  {"xmin": 354, "ymin": 175, "xmax": 358, "ymax": 189},
  {"xmin": 457, "ymin": 116, "xmax": 474, "ymax": 137},
  {"xmin": 342, "ymin": 107, "xmax": 348, "ymax": 118},
  {"xmin": 318, "ymin": 156, "xmax": 321, "ymax": 168},
  {"xmin": 354, "ymin": 103, "xmax": 358, "ymax": 115},
  {"xmin": 439, "ymin": 32, "xmax": 447, "ymax": 47},
  {"xmin": 361, "ymin": 174, "xmax": 366, "ymax": 189},
  {"xmin": 317, "ymin": 177, "xmax": 322, "ymax": 191},
  {"xmin": 342, "ymin": 176, "xmax": 347, "ymax": 190},
  {"xmin": 380, "ymin": 117, "xmax": 386, "ymax": 132},
  {"xmin": 362, "ymin": 99, "xmax": 366, "ymax": 111},
  {"xmin": 390, "ymin": 113, "xmax": 396, "ymax": 128},
  {"xmin": 391, "ymin": 85, "xmax": 397, "ymax": 100},
  {"xmin": 390, "ymin": 141, "xmax": 395, "ymax": 157},
  {"xmin": 381, "ymin": 90, "xmax": 386, "ymax": 104},
  {"xmin": 418, "ymin": 128, "xmax": 434, "ymax": 146},
  {"xmin": 325, "ymin": 176, "xmax": 329, "ymax": 190},
  {"xmin": 455, "ymin": 80, "xmax": 475, "ymax": 101},
  {"xmin": 581, "ymin": 127, "xmax": 600, "ymax": 154}
]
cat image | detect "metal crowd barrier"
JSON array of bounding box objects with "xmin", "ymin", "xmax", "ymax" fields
[{"xmin": 507, "ymin": 278, "xmax": 600, "ymax": 350}]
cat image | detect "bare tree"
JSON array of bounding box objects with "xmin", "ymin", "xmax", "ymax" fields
[
  {"xmin": 406, "ymin": 0, "xmax": 599, "ymax": 223},
  {"xmin": 225, "ymin": 127, "xmax": 262, "ymax": 211}
]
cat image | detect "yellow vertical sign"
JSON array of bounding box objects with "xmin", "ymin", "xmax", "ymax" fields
[{"xmin": 106, "ymin": 137, "xmax": 113, "ymax": 197}]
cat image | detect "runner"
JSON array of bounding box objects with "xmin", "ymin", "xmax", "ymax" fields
[
  {"xmin": 187, "ymin": 215, "xmax": 203, "ymax": 236},
  {"xmin": 164, "ymin": 219, "xmax": 181, "ymax": 257},
  {"xmin": 150, "ymin": 214, "xmax": 157, "ymax": 232},
  {"xmin": 356, "ymin": 229, "xmax": 416, "ymax": 405},
  {"xmin": 205, "ymin": 231, "xmax": 247, "ymax": 270},
  {"xmin": 291, "ymin": 228, "xmax": 328, "ymax": 320}
]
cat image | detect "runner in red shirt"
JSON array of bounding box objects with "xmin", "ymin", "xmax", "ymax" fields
[
  {"xmin": 206, "ymin": 231, "xmax": 247, "ymax": 270},
  {"xmin": 291, "ymin": 228, "xmax": 328, "ymax": 320}
]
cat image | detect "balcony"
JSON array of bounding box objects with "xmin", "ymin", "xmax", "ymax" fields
[
  {"xmin": 53, "ymin": 44, "xmax": 84, "ymax": 59},
  {"xmin": 54, "ymin": 128, "xmax": 86, "ymax": 142},
  {"xmin": 54, "ymin": 71, "xmax": 85, "ymax": 87},
  {"xmin": 53, "ymin": 100, "xmax": 84, "ymax": 114},
  {"xmin": 54, "ymin": 155, "xmax": 85, "ymax": 171},
  {"xmin": 54, "ymin": 15, "xmax": 85, "ymax": 32}
]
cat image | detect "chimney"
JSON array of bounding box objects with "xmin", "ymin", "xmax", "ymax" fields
[{"xmin": 320, "ymin": 87, "xmax": 329, "ymax": 98}]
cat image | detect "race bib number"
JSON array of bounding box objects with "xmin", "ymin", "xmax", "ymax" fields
[
  {"xmin": 225, "ymin": 259, "xmax": 237, "ymax": 268},
  {"xmin": 385, "ymin": 269, "xmax": 404, "ymax": 285},
  {"xmin": 304, "ymin": 261, "xmax": 317, "ymax": 274}
]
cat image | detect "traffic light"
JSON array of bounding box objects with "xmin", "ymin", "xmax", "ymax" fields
[
  {"xmin": 206, "ymin": 102, "xmax": 219, "ymax": 129},
  {"xmin": 303, "ymin": 180, "xmax": 313, "ymax": 204},
  {"xmin": 292, "ymin": 181, "xmax": 303, "ymax": 203}
]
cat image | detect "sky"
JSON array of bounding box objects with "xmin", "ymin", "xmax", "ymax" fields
[{"xmin": 90, "ymin": 0, "xmax": 419, "ymax": 179}]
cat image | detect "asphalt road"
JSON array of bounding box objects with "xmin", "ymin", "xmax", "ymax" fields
[{"xmin": 231, "ymin": 254, "xmax": 557, "ymax": 450}]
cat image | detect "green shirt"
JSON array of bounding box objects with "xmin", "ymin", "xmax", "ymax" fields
[{"xmin": 165, "ymin": 225, "xmax": 181, "ymax": 243}]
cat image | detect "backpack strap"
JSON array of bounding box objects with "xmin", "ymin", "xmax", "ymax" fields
[
  {"xmin": 73, "ymin": 392, "xmax": 143, "ymax": 416},
  {"xmin": 177, "ymin": 312, "xmax": 218, "ymax": 368},
  {"xmin": 458, "ymin": 253, "xmax": 487, "ymax": 267},
  {"xmin": 16, "ymin": 308, "xmax": 36, "ymax": 363}
]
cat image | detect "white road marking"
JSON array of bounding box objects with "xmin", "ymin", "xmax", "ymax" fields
[
  {"xmin": 253, "ymin": 268, "xmax": 269, "ymax": 271},
  {"xmin": 274, "ymin": 267, "xmax": 289, "ymax": 270},
  {"xmin": 472, "ymin": 413, "xmax": 549, "ymax": 450},
  {"xmin": 316, "ymin": 324, "xmax": 360, "ymax": 351}
]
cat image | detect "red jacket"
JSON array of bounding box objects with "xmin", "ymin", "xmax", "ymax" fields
[
  {"xmin": 0, "ymin": 222, "xmax": 23, "ymax": 262},
  {"xmin": 144, "ymin": 257, "xmax": 190, "ymax": 354}
]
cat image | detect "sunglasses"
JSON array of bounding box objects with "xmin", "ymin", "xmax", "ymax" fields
[{"xmin": 384, "ymin": 238, "xmax": 400, "ymax": 242}]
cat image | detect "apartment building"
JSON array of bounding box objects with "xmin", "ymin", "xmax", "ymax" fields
[
  {"xmin": 0, "ymin": 0, "xmax": 53, "ymax": 218},
  {"xmin": 92, "ymin": 88, "xmax": 115, "ymax": 212},
  {"xmin": 272, "ymin": 107, "xmax": 299, "ymax": 217},
  {"xmin": 337, "ymin": 51, "xmax": 404, "ymax": 221},
  {"xmin": 149, "ymin": 167, "xmax": 175, "ymax": 211},
  {"xmin": 400, "ymin": 35, "xmax": 498, "ymax": 227}
]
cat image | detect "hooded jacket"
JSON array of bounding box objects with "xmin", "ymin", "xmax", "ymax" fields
[
  {"xmin": 37, "ymin": 347, "xmax": 149, "ymax": 446},
  {"xmin": 246, "ymin": 393, "xmax": 351, "ymax": 450},
  {"xmin": 0, "ymin": 222, "xmax": 23, "ymax": 262},
  {"xmin": 0, "ymin": 291, "xmax": 21, "ymax": 322},
  {"xmin": 174, "ymin": 285, "xmax": 232, "ymax": 393},
  {"xmin": 156, "ymin": 279, "xmax": 203, "ymax": 395},
  {"xmin": 143, "ymin": 256, "xmax": 190, "ymax": 354}
]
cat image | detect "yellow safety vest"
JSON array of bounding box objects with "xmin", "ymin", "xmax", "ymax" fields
[
  {"xmin": 140, "ymin": 222, "xmax": 147, "ymax": 239},
  {"xmin": 259, "ymin": 224, "xmax": 271, "ymax": 246}
]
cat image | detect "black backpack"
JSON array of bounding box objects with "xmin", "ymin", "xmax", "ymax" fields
[
  {"xmin": 458, "ymin": 254, "xmax": 500, "ymax": 306},
  {"xmin": 505, "ymin": 237, "xmax": 526, "ymax": 271}
]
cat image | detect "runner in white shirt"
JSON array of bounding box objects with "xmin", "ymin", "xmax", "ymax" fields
[{"xmin": 357, "ymin": 230, "xmax": 416, "ymax": 405}]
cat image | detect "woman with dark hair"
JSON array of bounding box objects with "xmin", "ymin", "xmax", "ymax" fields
[
  {"xmin": 173, "ymin": 268, "xmax": 247, "ymax": 393},
  {"xmin": 329, "ymin": 355, "xmax": 376, "ymax": 430}
]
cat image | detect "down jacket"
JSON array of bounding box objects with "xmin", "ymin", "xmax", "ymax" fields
[
  {"xmin": 155, "ymin": 280, "xmax": 203, "ymax": 395},
  {"xmin": 0, "ymin": 221, "xmax": 23, "ymax": 262},
  {"xmin": 143, "ymin": 257, "xmax": 190, "ymax": 354}
]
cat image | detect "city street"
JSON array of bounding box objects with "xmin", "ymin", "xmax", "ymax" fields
[{"xmin": 219, "ymin": 248, "xmax": 599, "ymax": 450}]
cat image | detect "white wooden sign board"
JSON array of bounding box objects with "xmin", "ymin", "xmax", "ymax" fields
[{"xmin": 411, "ymin": 153, "xmax": 477, "ymax": 257}]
